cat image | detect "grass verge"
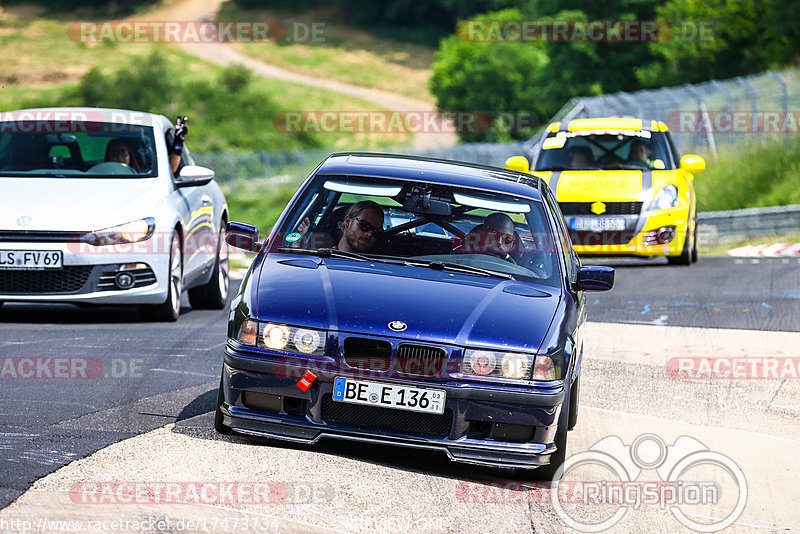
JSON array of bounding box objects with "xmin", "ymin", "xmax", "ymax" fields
[
  {"xmin": 700, "ymin": 232, "xmax": 800, "ymax": 257},
  {"xmin": 218, "ymin": 2, "xmax": 436, "ymax": 103},
  {"xmin": 0, "ymin": 9, "xmax": 412, "ymax": 151},
  {"xmin": 694, "ymin": 137, "xmax": 800, "ymax": 212},
  {"xmin": 222, "ymin": 179, "xmax": 302, "ymax": 233}
]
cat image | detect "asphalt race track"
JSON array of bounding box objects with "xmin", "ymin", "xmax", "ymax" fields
[
  {"xmin": 1, "ymin": 257, "xmax": 799, "ymax": 533},
  {"xmin": 589, "ymin": 257, "xmax": 800, "ymax": 332}
]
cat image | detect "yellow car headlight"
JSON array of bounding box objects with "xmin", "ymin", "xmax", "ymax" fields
[{"xmin": 651, "ymin": 185, "xmax": 678, "ymax": 211}]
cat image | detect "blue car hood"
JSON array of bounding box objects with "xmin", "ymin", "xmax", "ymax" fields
[{"xmin": 254, "ymin": 254, "xmax": 560, "ymax": 352}]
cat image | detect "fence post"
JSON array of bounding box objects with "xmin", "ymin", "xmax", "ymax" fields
[
  {"xmin": 711, "ymin": 79, "xmax": 734, "ymax": 146},
  {"xmin": 656, "ymin": 88, "xmax": 686, "ymax": 149},
  {"xmin": 686, "ymin": 84, "xmax": 717, "ymax": 156},
  {"xmin": 768, "ymin": 70, "xmax": 790, "ymax": 145},
  {"xmin": 736, "ymin": 76, "xmax": 759, "ymax": 145}
]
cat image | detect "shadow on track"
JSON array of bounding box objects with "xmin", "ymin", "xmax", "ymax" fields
[
  {"xmin": 171, "ymin": 389, "xmax": 538, "ymax": 484},
  {"xmin": 0, "ymin": 302, "xmax": 188, "ymax": 324}
]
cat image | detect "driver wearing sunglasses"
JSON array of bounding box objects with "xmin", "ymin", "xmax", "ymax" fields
[
  {"xmin": 338, "ymin": 201, "xmax": 384, "ymax": 253},
  {"xmin": 291, "ymin": 200, "xmax": 384, "ymax": 252},
  {"xmin": 462, "ymin": 212, "xmax": 517, "ymax": 262}
]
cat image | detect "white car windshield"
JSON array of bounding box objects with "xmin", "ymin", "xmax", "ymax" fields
[
  {"xmin": 275, "ymin": 175, "xmax": 562, "ymax": 288},
  {"xmin": 0, "ymin": 121, "xmax": 157, "ymax": 177}
]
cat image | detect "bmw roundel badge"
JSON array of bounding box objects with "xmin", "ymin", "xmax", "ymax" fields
[{"xmin": 388, "ymin": 320, "xmax": 407, "ymax": 332}]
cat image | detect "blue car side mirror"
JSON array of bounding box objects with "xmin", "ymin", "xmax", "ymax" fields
[
  {"xmin": 574, "ymin": 266, "xmax": 614, "ymax": 292},
  {"xmin": 226, "ymin": 221, "xmax": 260, "ymax": 252}
]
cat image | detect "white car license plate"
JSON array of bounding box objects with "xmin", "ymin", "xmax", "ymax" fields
[
  {"xmin": 0, "ymin": 250, "xmax": 63, "ymax": 270},
  {"xmin": 570, "ymin": 217, "xmax": 626, "ymax": 232},
  {"xmin": 332, "ymin": 377, "xmax": 446, "ymax": 415}
]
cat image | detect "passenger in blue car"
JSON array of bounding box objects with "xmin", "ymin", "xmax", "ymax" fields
[{"xmin": 462, "ymin": 212, "xmax": 518, "ymax": 262}]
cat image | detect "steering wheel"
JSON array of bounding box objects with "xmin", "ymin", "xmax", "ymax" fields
[
  {"xmin": 517, "ymin": 252, "xmax": 550, "ymax": 279},
  {"xmin": 86, "ymin": 162, "xmax": 136, "ymax": 175}
]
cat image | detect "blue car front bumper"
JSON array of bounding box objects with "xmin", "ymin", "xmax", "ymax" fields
[{"xmin": 220, "ymin": 346, "xmax": 567, "ymax": 470}]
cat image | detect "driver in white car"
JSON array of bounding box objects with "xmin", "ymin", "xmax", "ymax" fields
[{"xmin": 104, "ymin": 139, "xmax": 141, "ymax": 172}]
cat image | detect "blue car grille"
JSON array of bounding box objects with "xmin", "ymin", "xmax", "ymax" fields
[
  {"xmin": 394, "ymin": 344, "xmax": 447, "ymax": 378},
  {"xmin": 0, "ymin": 266, "xmax": 92, "ymax": 294},
  {"xmin": 343, "ymin": 337, "xmax": 449, "ymax": 378},
  {"xmin": 343, "ymin": 337, "xmax": 391, "ymax": 372},
  {"xmin": 321, "ymin": 394, "xmax": 453, "ymax": 438}
]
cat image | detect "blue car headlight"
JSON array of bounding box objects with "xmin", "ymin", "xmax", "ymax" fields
[
  {"xmin": 650, "ymin": 185, "xmax": 679, "ymax": 211},
  {"xmin": 236, "ymin": 320, "xmax": 326, "ymax": 357},
  {"xmin": 462, "ymin": 349, "xmax": 540, "ymax": 381}
]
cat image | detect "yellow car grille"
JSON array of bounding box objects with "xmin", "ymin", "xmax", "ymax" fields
[{"xmin": 558, "ymin": 202, "xmax": 643, "ymax": 216}]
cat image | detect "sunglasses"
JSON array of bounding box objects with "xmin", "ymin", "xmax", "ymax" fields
[
  {"xmin": 353, "ymin": 216, "xmax": 382, "ymax": 235},
  {"xmin": 487, "ymin": 230, "xmax": 515, "ymax": 245}
]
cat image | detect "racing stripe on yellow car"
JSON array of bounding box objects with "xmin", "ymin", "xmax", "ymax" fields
[
  {"xmin": 548, "ymin": 171, "xmax": 562, "ymax": 199},
  {"xmin": 633, "ymin": 170, "xmax": 654, "ymax": 235}
]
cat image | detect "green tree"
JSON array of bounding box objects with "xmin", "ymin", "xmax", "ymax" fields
[
  {"xmin": 639, "ymin": 0, "xmax": 800, "ymax": 86},
  {"xmin": 430, "ymin": 9, "xmax": 550, "ymax": 142}
]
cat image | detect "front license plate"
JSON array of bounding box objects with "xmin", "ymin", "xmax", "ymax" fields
[
  {"xmin": 0, "ymin": 250, "xmax": 63, "ymax": 270},
  {"xmin": 332, "ymin": 377, "xmax": 446, "ymax": 415},
  {"xmin": 570, "ymin": 217, "xmax": 626, "ymax": 232}
]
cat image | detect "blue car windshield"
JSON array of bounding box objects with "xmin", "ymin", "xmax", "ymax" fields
[
  {"xmin": 275, "ymin": 174, "xmax": 562, "ymax": 287},
  {"xmin": 0, "ymin": 121, "xmax": 157, "ymax": 178}
]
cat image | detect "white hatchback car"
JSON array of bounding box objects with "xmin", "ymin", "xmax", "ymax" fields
[{"xmin": 0, "ymin": 107, "xmax": 229, "ymax": 321}]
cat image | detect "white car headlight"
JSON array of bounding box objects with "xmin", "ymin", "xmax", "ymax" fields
[
  {"xmin": 87, "ymin": 217, "xmax": 155, "ymax": 245},
  {"xmin": 257, "ymin": 323, "xmax": 326, "ymax": 356},
  {"xmin": 651, "ymin": 185, "xmax": 678, "ymax": 211},
  {"xmin": 462, "ymin": 349, "xmax": 534, "ymax": 381}
]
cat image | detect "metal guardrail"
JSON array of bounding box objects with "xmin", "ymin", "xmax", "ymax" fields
[{"xmin": 698, "ymin": 204, "xmax": 800, "ymax": 244}]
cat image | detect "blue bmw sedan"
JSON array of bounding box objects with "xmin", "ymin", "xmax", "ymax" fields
[{"xmin": 216, "ymin": 153, "xmax": 613, "ymax": 479}]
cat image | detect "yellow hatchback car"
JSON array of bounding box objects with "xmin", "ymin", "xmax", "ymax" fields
[{"xmin": 507, "ymin": 118, "xmax": 705, "ymax": 265}]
